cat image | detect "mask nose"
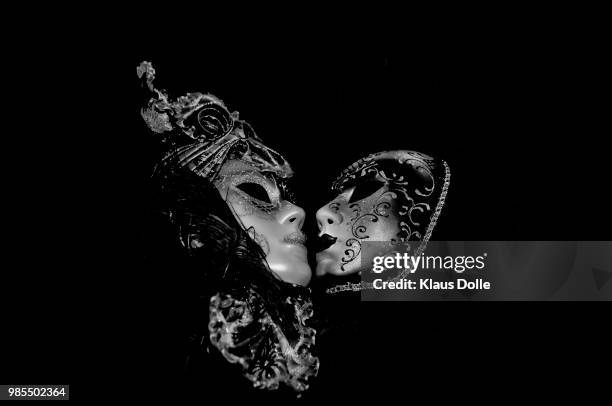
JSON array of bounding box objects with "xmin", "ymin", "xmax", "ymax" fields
[
  {"xmin": 279, "ymin": 203, "xmax": 306, "ymax": 230},
  {"xmin": 316, "ymin": 205, "xmax": 343, "ymax": 236}
]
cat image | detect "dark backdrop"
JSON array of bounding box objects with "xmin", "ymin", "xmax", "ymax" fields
[
  {"xmin": 132, "ymin": 40, "xmax": 609, "ymax": 399},
  {"xmin": 2, "ymin": 21, "xmax": 608, "ymax": 402},
  {"xmin": 136, "ymin": 41, "xmax": 609, "ymax": 243}
]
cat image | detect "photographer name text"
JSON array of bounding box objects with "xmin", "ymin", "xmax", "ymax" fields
[{"xmin": 370, "ymin": 252, "xmax": 491, "ymax": 291}]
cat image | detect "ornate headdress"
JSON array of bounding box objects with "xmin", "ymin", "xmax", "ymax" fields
[{"xmin": 137, "ymin": 61, "xmax": 292, "ymax": 182}]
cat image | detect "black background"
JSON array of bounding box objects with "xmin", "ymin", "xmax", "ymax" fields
[
  {"xmin": 2, "ymin": 21, "xmax": 609, "ymax": 401},
  {"xmin": 130, "ymin": 37, "xmax": 609, "ymax": 400},
  {"xmin": 135, "ymin": 37, "xmax": 610, "ymax": 243}
]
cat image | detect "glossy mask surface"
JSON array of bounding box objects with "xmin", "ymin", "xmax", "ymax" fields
[
  {"xmin": 315, "ymin": 151, "xmax": 449, "ymax": 277},
  {"xmin": 215, "ymin": 159, "xmax": 311, "ymax": 286}
]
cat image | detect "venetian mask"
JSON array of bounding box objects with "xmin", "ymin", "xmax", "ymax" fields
[
  {"xmin": 315, "ymin": 150, "xmax": 450, "ymax": 277},
  {"xmin": 214, "ymin": 158, "xmax": 310, "ymax": 286},
  {"xmin": 139, "ymin": 61, "xmax": 311, "ymax": 286}
]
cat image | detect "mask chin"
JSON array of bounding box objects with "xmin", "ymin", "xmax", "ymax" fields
[
  {"xmin": 270, "ymin": 259, "xmax": 312, "ymax": 286},
  {"xmin": 261, "ymin": 230, "xmax": 311, "ymax": 286}
]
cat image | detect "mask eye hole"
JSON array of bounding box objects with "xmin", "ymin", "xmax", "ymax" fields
[
  {"xmin": 236, "ymin": 182, "xmax": 271, "ymax": 203},
  {"xmin": 348, "ymin": 179, "xmax": 385, "ymax": 203}
]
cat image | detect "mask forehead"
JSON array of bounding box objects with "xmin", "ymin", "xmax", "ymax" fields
[
  {"xmin": 333, "ymin": 151, "xmax": 435, "ymax": 193},
  {"xmin": 216, "ymin": 159, "xmax": 297, "ymax": 205},
  {"xmin": 217, "ymin": 160, "xmax": 272, "ymax": 184}
]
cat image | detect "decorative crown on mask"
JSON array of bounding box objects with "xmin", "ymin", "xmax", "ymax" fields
[{"xmin": 137, "ymin": 61, "xmax": 292, "ymax": 182}]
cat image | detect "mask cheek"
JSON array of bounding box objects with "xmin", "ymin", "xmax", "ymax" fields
[
  {"xmin": 340, "ymin": 197, "xmax": 401, "ymax": 242},
  {"xmin": 367, "ymin": 215, "xmax": 401, "ymax": 241},
  {"xmin": 322, "ymin": 216, "xmax": 361, "ymax": 274},
  {"xmin": 245, "ymin": 226, "xmax": 271, "ymax": 256},
  {"xmin": 224, "ymin": 190, "xmax": 258, "ymax": 217},
  {"xmin": 239, "ymin": 210, "xmax": 282, "ymax": 257},
  {"xmin": 362, "ymin": 193, "xmax": 403, "ymax": 241}
]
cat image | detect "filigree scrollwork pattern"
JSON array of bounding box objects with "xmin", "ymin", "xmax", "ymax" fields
[
  {"xmin": 340, "ymin": 238, "xmax": 362, "ymax": 271},
  {"xmin": 325, "ymin": 150, "xmax": 451, "ymax": 293},
  {"xmin": 348, "ymin": 203, "xmax": 362, "ymax": 222},
  {"xmin": 331, "ymin": 151, "xmax": 441, "ymax": 246},
  {"xmin": 209, "ymin": 288, "xmax": 319, "ymax": 392}
]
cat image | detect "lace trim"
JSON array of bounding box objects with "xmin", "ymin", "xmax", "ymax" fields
[{"xmin": 208, "ymin": 289, "xmax": 319, "ymax": 392}]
